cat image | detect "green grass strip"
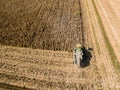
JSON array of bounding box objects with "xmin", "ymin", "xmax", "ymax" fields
[
  {"xmin": 91, "ymin": 20, "xmax": 101, "ymax": 54},
  {"xmin": 91, "ymin": 0, "xmax": 120, "ymax": 73},
  {"xmin": 86, "ymin": 0, "xmax": 101, "ymax": 54}
]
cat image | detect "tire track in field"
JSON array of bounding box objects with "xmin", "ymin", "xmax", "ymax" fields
[
  {"xmin": 88, "ymin": 0, "xmax": 113, "ymax": 89},
  {"xmin": 86, "ymin": 0, "xmax": 120, "ymax": 89},
  {"xmin": 96, "ymin": 0, "xmax": 120, "ymax": 63},
  {"xmin": 85, "ymin": 1, "xmax": 107, "ymax": 89}
]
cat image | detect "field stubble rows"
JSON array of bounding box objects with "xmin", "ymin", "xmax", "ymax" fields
[{"xmin": 0, "ymin": 45, "xmax": 101, "ymax": 90}]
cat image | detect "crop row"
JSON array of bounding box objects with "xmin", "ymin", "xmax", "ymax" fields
[{"xmin": 0, "ymin": 0, "xmax": 83, "ymax": 51}]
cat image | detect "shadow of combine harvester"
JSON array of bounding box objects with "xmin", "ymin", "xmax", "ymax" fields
[{"xmin": 80, "ymin": 47, "xmax": 93, "ymax": 68}]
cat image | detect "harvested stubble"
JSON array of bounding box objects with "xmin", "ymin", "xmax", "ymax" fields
[{"xmin": 0, "ymin": 45, "xmax": 102, "ymax": 90}]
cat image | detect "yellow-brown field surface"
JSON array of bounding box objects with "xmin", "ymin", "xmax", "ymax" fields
[{"xmin": 0, "ymin": 0, "xmax": 120, "ymax": 90}]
